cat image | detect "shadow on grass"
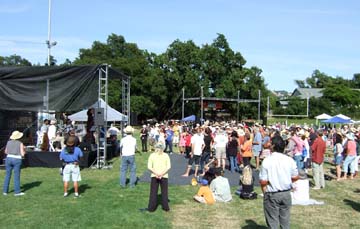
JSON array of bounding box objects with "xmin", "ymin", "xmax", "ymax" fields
[
  {"xmin": 354, "ymin": 189, "xmax": 360, "ymax": 193},
  {"xmin": 343, "ymin": 199, "xmax": 360, "ymax": 212},
  {"xmin": 22, "ymin": 181, "xmax": 42, "ymax": 192},
  {"xmin": 69, "ymin": 184, "xmax": 92, "ymax": 194},
  {"xmin": 241, "ymin": 219, "xmax": 267, "ymax": 229}
]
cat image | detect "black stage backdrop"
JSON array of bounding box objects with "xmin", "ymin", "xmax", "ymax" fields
[
  {"xmin": 24, "ymin": 151, "xmax": 95, "ymax": 168},
  {"xmin": 0, "ymin": 65, "xmax": 128, "ymax": 112}
]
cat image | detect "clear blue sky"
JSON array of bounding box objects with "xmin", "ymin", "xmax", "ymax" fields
[{"xmin": 1, "ymin": 0, "xmax": 359, "ymax": 91}]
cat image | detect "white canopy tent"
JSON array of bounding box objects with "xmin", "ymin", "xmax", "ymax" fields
[
  {"xmin": 68, "ymin": 99, "xmax": 128, "ymax": 122},
  {"xmin": 315, "ymin": 113, "xmax": 332, "ymax": 120}
]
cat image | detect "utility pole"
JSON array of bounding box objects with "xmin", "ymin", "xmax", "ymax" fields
[{"xmin": 46, "ymin": 0, "xmax": 57, "ymax": 65}]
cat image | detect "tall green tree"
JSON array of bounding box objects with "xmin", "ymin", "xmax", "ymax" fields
[{"xmin": 0, "ymin": 54, "xmax": 31, "ymax": 66}]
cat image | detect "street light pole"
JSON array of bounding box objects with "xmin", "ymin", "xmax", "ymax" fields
[{"xmin": 46, "ymin": 0, "xmax": 56, "ymax": 65}]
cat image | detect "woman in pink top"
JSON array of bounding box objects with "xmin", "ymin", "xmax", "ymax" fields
[{"xmin": 342, "ymin": 134, "xmax": 357, "ymax": 179}]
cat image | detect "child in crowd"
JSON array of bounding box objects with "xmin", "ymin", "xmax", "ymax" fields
[{"xmin": 193, "ymin": 179, "xmax": 215, "ymax": 204}]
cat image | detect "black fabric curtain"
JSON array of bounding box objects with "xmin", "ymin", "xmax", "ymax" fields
[{"xmin": 0, "ymin": 65, "xmax": 127, "ymax": 112}]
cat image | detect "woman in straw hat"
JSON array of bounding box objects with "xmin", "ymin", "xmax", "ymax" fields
[
  {"xmin": 3, "ymin": 131, "xmax": 26, "ymax": 196},
  {"xmin": 60, "ymin": 136, "xmax": 83, "ymax": 197}
]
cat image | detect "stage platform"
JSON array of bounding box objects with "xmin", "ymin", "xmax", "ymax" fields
[{"xmin": 23, "ymin": 150, "xmax": 96, "ymax": 168}]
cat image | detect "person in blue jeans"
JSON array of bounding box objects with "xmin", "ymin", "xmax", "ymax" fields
[
  {"xmin": 3, "ymin": 131, "xmax": 26, "ymax": 196},
  {"xmin": 120, "ymin": 126, "xmax": 137, "ymax": 188},
  {"xmin": 164, "ymin": 127, "xmax": 174, "ymax": 154},
  {"xmin": 227, "ymin": 131, "xmax": 240, "ymax": 173}
]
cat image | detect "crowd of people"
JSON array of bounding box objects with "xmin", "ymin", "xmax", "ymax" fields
[{"xmin": 3, "ymin": 115, "xmax": 360, "ymax": 226}]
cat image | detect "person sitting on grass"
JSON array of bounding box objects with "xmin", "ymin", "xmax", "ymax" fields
[
  {"xmin": 210, "ymin": 168, "xmax": 232, "ymax": 202},
  {"xmin": 291, "ymin": 169, "xmax": 324, "ymax": 205},
  {"xmin": 60, "ymin": 136, "xmax": 83, "ymax": 198},
  {"xmin": 193, "ymin": 179, "xmax": 215, "ymax": 204}
]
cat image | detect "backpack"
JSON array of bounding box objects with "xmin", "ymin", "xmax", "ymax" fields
[
  {"xmin": 240, "ymin": 191, "xmax": 257, "ymax": 200},
  {"xmin": 301, "ymin": 146, "xmax": 308, "ymax": 158},
  {"xmin": 240, "ymin": 165, "xmax": 253, "ymax": 185}
]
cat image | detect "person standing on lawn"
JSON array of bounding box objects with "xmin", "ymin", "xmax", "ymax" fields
[
  {"xmin": 3, "ymin": 131, "xmax": 26, "ymax": 196},
  {"xmin": 147, "ymin": 142, "xmax": 171, "ymax": 212},
  {"xmin": 120, "ymin": 125, "xmax": 137, "ymax": 188},
  {"xmin": 259, "ymin": 133, "xmax": 299, "ymax": 229},
  {"xmin": 311, "ymin": 129, "xmax": 326, "ymax": 189},
  {"xmin": 60, "ymin": 136, "xmax": 83, "ymax": 197}
]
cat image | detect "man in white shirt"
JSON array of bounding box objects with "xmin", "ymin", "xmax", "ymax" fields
[
  {"xmin": 213, "ymin": 129, "xmax": 228, "ymax": 171},
  {"xmin": 120, "ymin": 125, "xmax": 137, "ymax": 188},
  {"xmin": 47, "ymin": 119, "xmax": 57, "ymax": 141},
  {"xmin": 259, "ymin": 134, "xmax": 299, "ymax": 229},
  {"xmin": 182, "ymin": 127, "xmax": 204, "ymax": 177}
]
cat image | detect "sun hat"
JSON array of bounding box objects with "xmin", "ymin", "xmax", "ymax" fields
[
  {"xmin": 50, "ymin": 119, "xmax": 57, "ymax": 125},
  {"xmin": 10, "ymin": 131, "xmax": 23, "ymax": 140},
  {"xmin": 155, "ymin": 142, "xmax": 164, "ymax": 149},
  {"xmin": 297, "ymin": 129, "xmax": 305, "ymax": 136},
  {"xmin": 66, "ymin": 136, "xmax": 76, "ymax": 146},
  {"xmin": 346, "ymin": 133, "xmax": 354, "ymax": 141},
  {"xmin": 298, "ymin": 169, "xmax": 307, "ymax": 179},
  {"xmin": 124, "ymin": 125, "xmax": 134, "ymax": 134},
  {"xmin": 191, "ymin": 177, "xmax": 198, "ymax": 186}
]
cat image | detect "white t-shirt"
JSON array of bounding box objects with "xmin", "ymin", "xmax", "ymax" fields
[
  {"xmin": 259, "ymin": 152, "xmax": 298, "ymax": 193},
  {"xmin": 191, "ymin": 134, "xmax": 205, "ymax": 156},
  {"xmin": 120, "ymin": 135, "xmax": 137, "ymax": 156},
  {"xmin": 214, "ymin": 133, "xmax": 228, "ymax": 148},
  {"xmin": 48, "ymin": 125, "xmax": 57, "ymax": 140}
]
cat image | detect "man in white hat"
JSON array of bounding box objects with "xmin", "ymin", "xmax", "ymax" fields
[
  {"xmin": 140, "ymin": 125, "xmax": 148, "ymax": 152},
  {"xmin": 120, "ymin": 125, "xmax": 137, "ymax": 188}
]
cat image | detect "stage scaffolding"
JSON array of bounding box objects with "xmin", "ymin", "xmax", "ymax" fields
[
  {"xmin": 93, "ymin": 64, "xmax": 130, "ymax": 169},
  {"xmin": 182, "ymin": 88, "xmax": 261, "ymax": 122}
]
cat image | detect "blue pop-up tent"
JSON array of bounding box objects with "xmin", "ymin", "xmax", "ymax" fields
[
  {"xmin": 181, "ymin": 115, "xmax": 196, "ymax": 122},
  {"xmin": 322, "ymin": 116, "xmax": 352, "ymax": 124}
]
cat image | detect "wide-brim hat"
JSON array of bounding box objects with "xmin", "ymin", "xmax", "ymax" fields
[
  {"xmin": 66, "ymin": 136, "xmax": 76, "ymax": 146},
  {"xmin": 124, "ymin": 125, "xmax": 134, "ymax": 134},
  {"xmin": 155, "ymin": 142, "xmax": 164, "ymax": 150},
  {"xmin": 298, "ymin": 169, "xmax": 307, "ymax": 179},
  {"xmin": 346, "ymin": 133, "xmax": 354, "ymax": 141},
  {"xmin": 50, "ymin": 119, "xmax": 57, "ymax": 125},
  {"xmin": 10, "ymin": 131, "xmax": 23, "ymax": 140},
  {"xmin": 297, "ymin": 129, "xmax": 305, "ymax": 136}
]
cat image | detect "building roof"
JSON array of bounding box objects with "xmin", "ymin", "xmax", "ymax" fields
[{"xmin": 291, "ymin": 88, "xmax": 324, "ymax": 99}]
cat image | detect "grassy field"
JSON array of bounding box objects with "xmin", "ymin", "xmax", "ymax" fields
[{"xmin": 1, "ymin": 130, "xmax": 360, "ymax": 228}]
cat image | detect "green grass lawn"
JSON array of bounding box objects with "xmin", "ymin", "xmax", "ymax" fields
[{"xmin": 1, "ymin": 131, "xmax": 360, "ymax": 228}]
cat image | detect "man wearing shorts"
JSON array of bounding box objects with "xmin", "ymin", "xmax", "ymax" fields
[
  {"xmin": 182, "ymin": 128, "xmax": 205, "ymax": 177},
  {"xmin": 214, "ymin": 129, "xmax": 228, "ymax": 171},
  {"xmin": 60, "ymin": 136, "xmax": 83, "ymax": 197}
]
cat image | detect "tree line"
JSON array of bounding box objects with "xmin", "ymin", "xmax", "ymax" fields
[{"xmin": 1, "ymin": 33, "xmax": 359, "ymax": 121}]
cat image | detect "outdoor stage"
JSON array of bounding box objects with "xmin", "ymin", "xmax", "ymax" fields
[{"xmin": 24, "ymin": 150, "xmax": 96, "ymax": 168}]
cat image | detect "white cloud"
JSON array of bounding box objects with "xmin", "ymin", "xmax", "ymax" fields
[{"xmin": 0, "ymin": 3, "xmax": 30, "ymax": 13}]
